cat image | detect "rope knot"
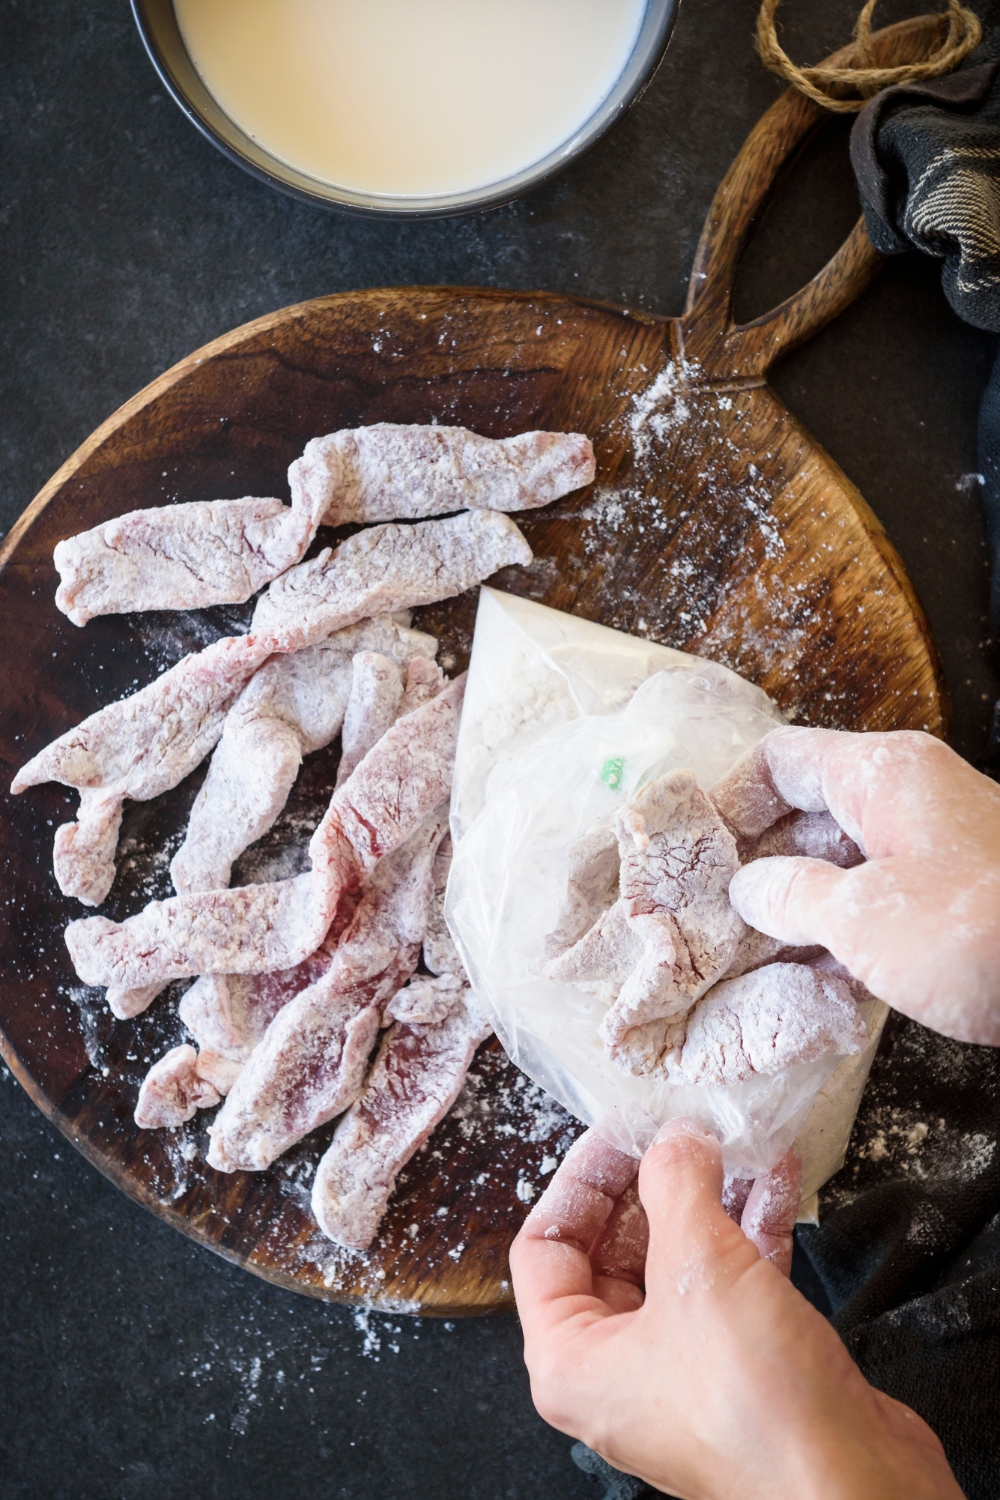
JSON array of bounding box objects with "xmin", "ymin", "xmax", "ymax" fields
[{"xmin": 756, "ymin": 0, "xmax": 983, "ymax": 112}]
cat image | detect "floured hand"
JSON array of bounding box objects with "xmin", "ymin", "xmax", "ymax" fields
[
  {"xmin": 510, "ymin": 1121, "xmax": 964, "ymax": 1500},
  {"xmin": 715, "ymin": 728, "xmax": 1000, "ymax": 1045}
]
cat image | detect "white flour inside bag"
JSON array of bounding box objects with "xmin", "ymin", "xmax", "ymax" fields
[{"xmin": 447, "ymin": 588, "xmax": 888, "ymax": 1205}]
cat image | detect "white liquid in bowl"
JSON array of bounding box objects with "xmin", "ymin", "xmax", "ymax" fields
[{"xmin": 173, "ymin": 0, "xmax": 648, "ymax": 198}]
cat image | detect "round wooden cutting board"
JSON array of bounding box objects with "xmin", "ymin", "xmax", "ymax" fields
[{"xmin": 0, "ymin": 18, "xmax": 948, "ymax": 1316}]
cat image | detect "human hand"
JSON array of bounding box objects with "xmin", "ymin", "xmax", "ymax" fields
[
  {"xmin": 510, "ymin": 1120, "xmax": 964, "ymax": 1500},
  {"xmin": 712, "ymin": 727, "xmax": 1000, "ymax": 1045}
]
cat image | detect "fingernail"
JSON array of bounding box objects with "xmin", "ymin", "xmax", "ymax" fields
[
  {"xmin": 727, "ymin": 859, "xmax": 767, "ymax": 907},
  {"xmin": 728, "ymin": 858, "xmax": 788, "ymax": 925},
  {"xmin": 652, "ymin": 1116, "xmax": 716, "ymax": 1147}
]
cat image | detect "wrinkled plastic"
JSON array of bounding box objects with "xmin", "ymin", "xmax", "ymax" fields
[{"xmin": 448, "ymin": 589, "xmax": 887, "ymax": 1193}]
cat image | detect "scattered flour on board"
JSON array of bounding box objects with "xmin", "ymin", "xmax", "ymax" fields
[
  {"xmin": 65, "ymin": 985, "xmax": 110, "ymax": 1073},
  {"xmin": 628, "ymin": 358, "xmax": 701, "ymax": 462},
  {"xmin": 257, "ymin": 1045, "xmax": 579, "ymax": 1318}
]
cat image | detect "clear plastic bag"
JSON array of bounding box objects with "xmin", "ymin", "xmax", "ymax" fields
[{"xmin": 448, "ymin": 589, "xmax": 887, "ymax": 1197}]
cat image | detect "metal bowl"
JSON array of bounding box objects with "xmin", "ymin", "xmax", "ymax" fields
[{"xmin": 131, "ymin": 0, "xmax": 680, "ymax": 218}]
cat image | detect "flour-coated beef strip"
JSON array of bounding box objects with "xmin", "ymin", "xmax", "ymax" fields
[
  {"xmin": 745, "ymin": 809, "xmax": 863, "ymax": 868},
  {"xmin": 251, "ymin": 510, "xmax": 531, "ymax": 650},
  {"xmin": 674, "ymin": 962, "xmax": 867, "ymax": 1086},
  {"xmin": 65, "ymin": 672, "xmax": 462, "ymax": 989},
  {"xmin": 193, "ymin": 1051, "xmax": 242, "ymax": 1096},
  {"xmin": 311, "ymin": 983, "xmax": 491, "ymax": 1248},
  {"xmin": 289, "ymin": 423, "xmax": 595, "ymax": 527},
  {"xmin": 12, "ymin": 632, "xmax": 276, "ymax": 902},
  {"xmin": 107, "ymin": 981, "xmax": 166, "ymax": 1020},
  {"xmin": 208, "ymin": 981, "xmax": 384, "ymax": 1173},
  {"xmin": 805, "ymin": 950, "xmax": 880, "ymax": 1006},
  {"xmin": 721, "ymin": 925, "xmax": 824, "ymax": 981},
  {"xmin": 542, "ymin": 821, "xmax": 620, "ymax": 962},
  {"xmin": 176, "ymin": 879, "xmax": 363, "ymax": 1060},
  {"xmin": 178, "ymin": 938, "xmax": 345, "ymax": 1063},
  {"xmin": 599, "ymin": 770, "xmax": 744, "ymax": 1075},
  {"xmin": 172, "ymin": 619, "xmax": 436, "ymax": 894},
  {"xmin": 65, "ymin": 804, "xmax": 360, "ymax": 989},
  {"xmin": 52, "ymin": 790, "xmax": 124, "ymax": 908},
  {"xmin": 422, "ymin": 832, "xmax": 462, "ymax": 976},
  {"xmin": 174, "ymin": 717, "xmax": 303, "ymax": 897},
  {"xmin": 221, "ymin": 619, "xmax": 433, "ymax": 761},
  {"xmin": 383, "ymin": 971, "xmax": 471, "ymax": 1025},
  {"xmin": 54, "ymin": 494, "xmax": 325, "ymax": 627},
  {"xmin": 708, "ymin": 739, "xmax": 796, "ymax": 842},
  {"xmin": 22, "ymin": 508, "xmax": 502, "ymax": 901},
  {"xmin": 544, "ymin": 900, "xmax": 642, "ymax": 1002},
  {"xmin": 397, "ymin": 656, "xmax": 447, "ymax": 718},
  {"xmin": 134, "ymin": 1044, "xmax": 221, "ymax": 1129},
  {"xmin": 332, "ymin": 673, "xmax": 465, "ymax": 869},
  {"xmin": 68, "ymin": 871, "xmax": 325, "ymax": 990},
  {"xmin": 334, "ymin": 653, "xmax": 405, "ymax": 790},
  {"xmin": 207, "ymin": 814, "xmax": 447, "ymax": 1172},
  {"xmin": 11, "ymin": 636, "xmax": 277, "ymax": 798}
]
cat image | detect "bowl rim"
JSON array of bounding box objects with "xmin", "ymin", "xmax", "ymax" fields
[{"xmin": 130, "ymin": 0, "xmax": 681, "ymax": 219}]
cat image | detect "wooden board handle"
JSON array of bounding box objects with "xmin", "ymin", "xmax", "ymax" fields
[{"xmin": 679, "ymin": 13, "xmax": 949, "ymax": 379}]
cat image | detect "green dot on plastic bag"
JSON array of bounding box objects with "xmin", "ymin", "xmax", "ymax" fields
[{"xmin": 600, "ymin": 756, "xmax": 625, "ymax": 791}]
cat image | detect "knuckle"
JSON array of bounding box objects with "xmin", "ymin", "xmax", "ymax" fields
[{"xmin": 525, "ymin": 1357, "xmax": 576, "ymax": 1432}]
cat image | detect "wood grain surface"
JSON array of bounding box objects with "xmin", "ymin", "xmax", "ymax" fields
[{"xmin": 0, "ymin": 17, "xmax": 948, "ymax": 1316}]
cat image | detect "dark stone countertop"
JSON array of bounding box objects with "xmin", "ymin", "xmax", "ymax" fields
[{"xmin": 2, "ymin": 2, "xmax": 998, "ymax": 1497}]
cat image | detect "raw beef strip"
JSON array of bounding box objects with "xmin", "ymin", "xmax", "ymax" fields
[
  {"xmin": 171, "ymin": 619, "xmax": 435, "ymax": 892},
  {"xmin": 311, "ymin": 982, "xmax": 492, "ymax": 1248},
  {"xmin": 66, "ymin": 677, "xmax": 463, "ymax": 990},
  {"xmin": 335, "ymin": 653, "xmax": 405, "ymax": 789},
  {"xmin": 65, "ymin": 807, "xmax": 360, "ymax": 989},
  {"xmin": 134, "ymin": 1044, "xmax": 221, "ymax": 1129},
  {"xmin": 332, "ymin": 673, "xmax": 465, "ymax": 867},
  {"xmin": 207, "ymin": 814, "xmax": 447, "ymax": 1172},
  {"xmin": 673, "ymin": 962, "xmax": 868, "ymax": 1086},
  {"xmin": 542, "ymin": 821, "xmax": 620, "ymax": 962},
  {"xmin": 422, "ymin": 832, "xmax": 462, "ymax": 976},
  {"xmin": 52, "ymin": 790, "xmax": 124, "ymax": 907},
  {"xmin": 251, "ymin": 510, "xmax": 532, "ymax": 650},
  {"xmin": 12, "ymin": 632, "xmax": 275, "ymax": 902},
  {"xmin": 54, "ymin": 493, "xmax": 325, "ymax": 627},
  {"xmin": 289, "ymin": 423, "xmax": 595, "ymax": 527},
  {"xmin": 398, "ymin": 656, "xmax": 447, "ymax": 718},
  {"xmin": 599, "ymin": 771, "xmax": 744, "ymax": 1076}
]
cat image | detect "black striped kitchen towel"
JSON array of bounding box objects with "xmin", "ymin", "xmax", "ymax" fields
[{"xmin": 851, "ymin": 23, "xmax": 1000, "ymax": 757}]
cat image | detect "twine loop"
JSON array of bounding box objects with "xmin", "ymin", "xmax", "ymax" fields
[{"xmin": 756, "ymin": 0, "xmax": 983, "ymax": 112}]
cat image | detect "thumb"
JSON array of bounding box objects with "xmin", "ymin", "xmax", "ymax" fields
[
  {"xmin": 729, "ymin": 855, "xmax": 852, "ymax": 948},
  {"xmin": 637, "ymin": 1119, "xmax": 750, "ymax": 1301}
]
